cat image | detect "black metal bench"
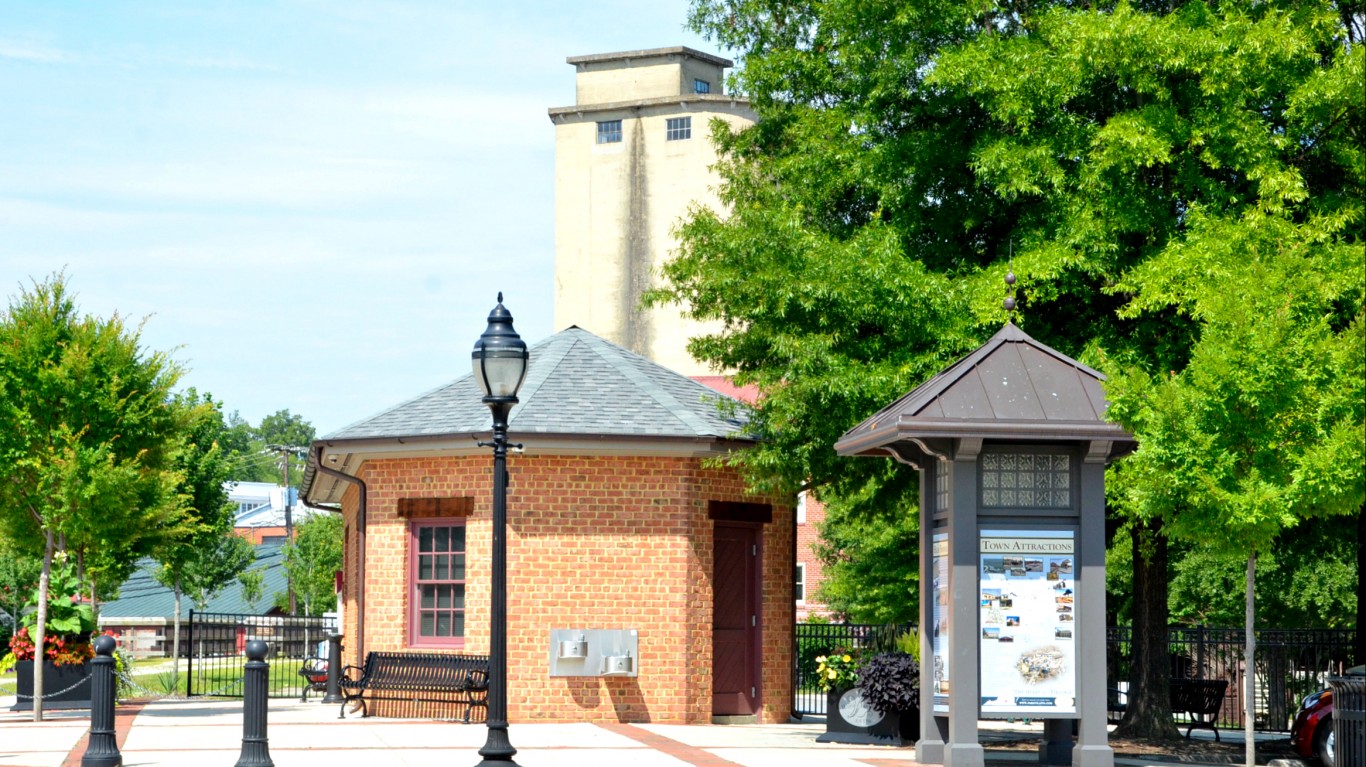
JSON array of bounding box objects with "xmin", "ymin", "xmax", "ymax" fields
[
  {"xmin": 339, "ymin": 651, "xmax": 490, "ymax": 722},
  {"xmin": 1105, "ymin": 678, "xmax": 1227, "ymax": 739},
  {"xmin": 1169, "ymin": 678, "xmax": 1228, "ymax": 741},
  {"xmin": 299, "ymin": 655, "xmax": 329, "ymax": 701}
]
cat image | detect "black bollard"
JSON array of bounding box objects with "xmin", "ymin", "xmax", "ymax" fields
[
  {"xmin": 234, "ymin": 640, "xmax": 274, "ymax": 767},
  {"xmin": 322, "ymin": 633, "xmax": 343, "ymax": 704},
  {"xmin": 82, "ymin": 634, "xmax": 122, "ymax": 767}
]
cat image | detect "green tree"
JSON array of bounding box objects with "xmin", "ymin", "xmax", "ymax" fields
[
  {"xmin": 0, "ymin": 544, "xmax": 41, "ymax": 645},
  {"xmin": 655, "ymin": 0, "xmax": 1362, "ymax": 746},
  {"xmin": 928, "ymin": 5, "xmax": 1366, "ymax": 747},
  {"xmin": 815, "ymin": 489, "xmax": 920, "ymax": 623},
  {"xmin": 153, "ymin": 389, "xmax": 253, "ymax": 688},
  {"xmin": 237, "ymin": 566, "xmax": 266, "ymax": 612},
  {"xmin": 1102, "ymin": 232, "xmax": 1363, "ymax": 758},
  {"xmin": 280, "ymin": 512, "xmax": 342, "ymax": 617},
  {"xmin": 0, "ymin": 273, "xmax": 186, "ymax": 720},
  {"xmin": 217, "ymin": 409, "xmax": 315, "ymax": 486},
  {"xmin": 258, "ymin": 410, "xmax": 315, "ymax": 487}
]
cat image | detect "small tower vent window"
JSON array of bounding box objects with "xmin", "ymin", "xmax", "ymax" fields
[
  {"xmin": 694, "ymin": 79, "xmax": 711, "ymax": 94},
  {"xmin": 596, "ymin": 120, "xmax": 622, "ymax": 144},
  {"xmin": 666, "ymin": 116, "xmax": 692, "ymax": 141}
]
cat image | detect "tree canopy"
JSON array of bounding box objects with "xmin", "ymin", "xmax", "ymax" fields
[
  {"xmin": 0, "ymin": 273, "xmax": 188, "ymax": 719},
  {"xmin": 654, "ymin": 0, "xmax": 1362, "ymax": 744},
  {"xmin": 221, "ymin": 409, "xmax": 315, "ymax": 486},
  {"xmin": 279, "ymin": 512, "xmax": 342, "ymax": 617}
]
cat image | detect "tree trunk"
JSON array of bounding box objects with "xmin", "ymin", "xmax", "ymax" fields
[
  {"xmin": 88, "ymin": 568, "xmax": 100, "ymax": 627},
  {"xmin": 32, "ymin": 531, "xmax": 54, "ymax": 722},
  {"xmin": 172, "ymin": 579, "xmax": 182, "ymax": 696},
  {"xmin": 1244, "ymin": 553, "xmax": 1256, "ymax": 767},
  {"xmin": 1114, "ymin": 519, "xmax": 1180, "ymax": 739}
]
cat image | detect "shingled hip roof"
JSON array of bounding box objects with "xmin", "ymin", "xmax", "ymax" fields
[
  {"xmin": 301, "ymin": 327, "xmax": 755, "ymax": 505},
  {"xmin": 321, "ymin": 326, "xmax": 751, "ymax": 442},
  {"xmin": 836, "ymin": 323, "xmax": 1134, "ymax": 456}
]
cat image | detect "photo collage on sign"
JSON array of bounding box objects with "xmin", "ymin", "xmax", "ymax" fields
[{"xmin": 979, "ymin": 531, "xmax": 1077, "ymax": 715}]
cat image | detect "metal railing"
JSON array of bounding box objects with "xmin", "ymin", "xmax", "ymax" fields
[
  {"xmin": 1106, "ymin": 626, "xmax": 1356, "ymax": 732},
  {"xmin": 793, "ymin": 622, "xmax": 914, "ymax": 716},
  {"xmin": 793, "ymin": 622, "xmax": 1355, "ymax": 729},
  {"xmin": 186, "ymin": 610, "xmax": 336, "ymax": 699}
]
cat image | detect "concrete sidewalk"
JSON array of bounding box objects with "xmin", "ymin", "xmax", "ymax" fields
[{"xmin": 0, "ymin": 695, "xmax": 1294, "ymax": 767}]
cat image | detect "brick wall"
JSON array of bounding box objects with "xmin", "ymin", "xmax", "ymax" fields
[
  {"xmin": 795, "ymin": 491, "xmax": 835, "ymax": 620},
  {"xmin": 336, "ymin": 452, "xmax": 793, "ymax": 724}
]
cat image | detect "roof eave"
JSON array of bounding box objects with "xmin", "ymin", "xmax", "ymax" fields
[{"xmin": 836, "ymin": 418, "xmax": 1135, "ymax": 457}]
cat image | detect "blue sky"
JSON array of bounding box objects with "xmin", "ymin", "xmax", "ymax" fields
[{"xmin": 0, "ymin": 1, "xmax": 723, "ymax": 436}]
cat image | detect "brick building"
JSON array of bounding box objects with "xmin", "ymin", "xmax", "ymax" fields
[{"xmin": 300, "ymin": 327, "xmax": 794, "ymax": 723}]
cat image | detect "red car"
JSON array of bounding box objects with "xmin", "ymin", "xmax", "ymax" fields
[{"xmin": 1290, "ymin": 666, "xmax": 1363, "ymax": 767}]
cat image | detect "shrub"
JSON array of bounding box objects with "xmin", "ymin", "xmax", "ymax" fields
[
  {"xmin": 798, "ymin": 634, "xmax": 849, "ymax": 687},
  {"xmin": 815, "ymin": 652, "xmax": 862, "ymax": 692},
  {"xmin": 895, "ymin": 627, "xmax": 921, "ymax": 662},
  {"xmin": 857, "ymin": 651, "xmax": 919, "ymax": 714}
]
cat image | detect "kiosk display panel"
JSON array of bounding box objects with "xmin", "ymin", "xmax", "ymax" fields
[
  {"xmin": 978, "ymin": 529, "xmax": 1076, "ymax": 716},
  {"xmin": 931, "ymin": 533, "xmax": 950, "ymax": 713}
]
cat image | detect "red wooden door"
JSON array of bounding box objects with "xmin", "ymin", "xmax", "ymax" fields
[{"xmin": 712, "ymin": 523, "xmax": 760, "ymax": 716}]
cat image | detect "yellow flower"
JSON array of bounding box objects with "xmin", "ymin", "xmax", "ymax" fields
[
  {"xmin": 815, "ymin": 656, "xmax": 826, "ymax": 664},
  {"xmin": 827, "ymin": 669, "xmax": 837, "ymax": 679},
  {"xmin": 842, "ymin": 654, "xmax": 852, "ymax": 663}
]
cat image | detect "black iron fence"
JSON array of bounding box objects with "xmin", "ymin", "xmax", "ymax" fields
[
  {"xmin": 186, "ymin": 610, "xmax": 336, "ymax": 699},
  {"xmin": 794, "ymin": 622, "xmax": 914, "ymax": 716},
  {"xmin": 794, "ymin": 622, "xmax": 1355, "ymax": 729},
  {"xmin": 1107, "ymin": 626, "xmax": 1356, "ymax": 732}
]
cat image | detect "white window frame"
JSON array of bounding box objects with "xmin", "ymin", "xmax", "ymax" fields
[
  {"xmin": 596, "ymin": 120, "xmax": 622, "ymax": 144},
  {"xmin": 796, "ymin": 490, "xmax": 808, "ymax": 524},
  {"xmin": 795, "ymin": 562, "xmax": 806, "ymax": 604}
]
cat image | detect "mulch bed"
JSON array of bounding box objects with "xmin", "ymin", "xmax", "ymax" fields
[{"xmin": 990, "ymin": 735, "xmax": 1298, "ymax": 763}]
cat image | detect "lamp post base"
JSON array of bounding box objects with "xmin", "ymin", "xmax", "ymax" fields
[{"xmin": 475, "ymin": 725, "xmax": 519, "ymax": 766}]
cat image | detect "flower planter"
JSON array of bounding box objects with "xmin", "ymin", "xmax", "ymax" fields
[
  {"xmin": 11, "ymin": 660, "xmax": 93, "ymax": 711},
  {"xmin": 816, "ymin": 687, "xmax": 918, "ymax": 746}
]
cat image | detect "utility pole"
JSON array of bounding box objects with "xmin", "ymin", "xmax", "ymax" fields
[{"xmin": 269, "ymin": 444, "xmax": 300, "ymax": 616}]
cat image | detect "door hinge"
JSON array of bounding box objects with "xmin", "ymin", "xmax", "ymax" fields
[
  {"xmin": 752, "ymin": 686, "xmax": 756, "ymax": 697},
  {"xmin": 752, "ymin": 615, "xmax": 757, "ymax": 627},
  {"xmin": 752, "ymin": 544, "xmax": 757, "ymax": 556}
]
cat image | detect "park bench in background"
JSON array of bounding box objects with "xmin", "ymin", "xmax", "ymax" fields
[
  {"xmin": 1106, "ymin": 678, "xmax": 1228, "ymax": 740},
  {"xmin": 298, "ymin": 655, "xmax": 329, "ymax": 701},
  {"xmin": 339, "ymin": 651, "xmax": 490, "ymax": 722},
  {"xmin": 1170, "ymin": 678, "xmax": 1228, "ymax": 741}
]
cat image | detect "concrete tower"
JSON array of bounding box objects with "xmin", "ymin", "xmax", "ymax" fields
[{"xmin": 549, "ymin": 47, "xmax": 756, "ymax": 376}]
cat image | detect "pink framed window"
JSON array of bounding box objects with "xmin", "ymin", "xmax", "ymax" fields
[{"xmin": 409, "ymin": 519, "xmax": 466, "ymax": 648}]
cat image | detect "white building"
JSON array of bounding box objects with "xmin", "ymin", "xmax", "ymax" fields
[{"xmin": 549, "ymin": 46, "xmax": 756, "ymax": 376}]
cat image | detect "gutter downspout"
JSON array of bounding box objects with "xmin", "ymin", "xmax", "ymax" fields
[{"xmin": 311, "ymin": 445, "xmax": 368, "ymax": 665}]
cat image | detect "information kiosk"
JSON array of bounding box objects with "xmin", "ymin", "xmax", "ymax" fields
[{"xmin": 834, "ymin": 323, "xmax": 1135, "ymax": 767}]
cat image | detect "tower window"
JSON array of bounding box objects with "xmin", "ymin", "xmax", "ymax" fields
[
  {"xmin": 694, "ymin": 79, "xmax": 711, "ymax": 94},
  {"xmin": 666, "ymin": 117, "xmax": 692, "ymax": 141},
  {"xmin": 596, "ymin": 120, "xmax": 622, "ymax": 144}
]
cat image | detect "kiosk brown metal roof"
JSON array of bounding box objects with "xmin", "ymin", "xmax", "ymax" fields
[{"xmin": 835, "ymin": 323, "xmax": 1135, "ymax": 457}]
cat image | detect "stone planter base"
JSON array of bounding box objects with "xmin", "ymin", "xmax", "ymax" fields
[
  {"xmin": 816, "ymin": 687, "xmax": 919, "ymax": 746},
  {"xmin": 11, "ymin": 660, "xmax": 93, "ymax": 711}
]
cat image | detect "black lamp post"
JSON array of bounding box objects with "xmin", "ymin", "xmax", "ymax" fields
[{"xmin": 471, "ymin": 293, "xmax": 528, "ymax": 767}]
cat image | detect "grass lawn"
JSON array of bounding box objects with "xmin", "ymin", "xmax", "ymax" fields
[{"xmin": 1, "ymin": 657, "xmax": 308, "ymax": 698}]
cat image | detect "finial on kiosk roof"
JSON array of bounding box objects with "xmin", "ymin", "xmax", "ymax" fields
[{"xmin": 1003, "ymin": 243, "xmax": 1017, "ymax": 314}]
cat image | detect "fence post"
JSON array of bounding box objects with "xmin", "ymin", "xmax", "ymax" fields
[
  {"xmin": 82, "ymin": 635, "xmax": 121, "ymax": 767},
  {"xmin": 323, "ymin": 633, "xmax": 343, "ymax": 704},
  {"xmin": 186, "ymin": 609, "xmax": 194, "ymax": 698},
  {"xmin": 234, "ymin": 640, "xmax": 274, "ymax": 767}
]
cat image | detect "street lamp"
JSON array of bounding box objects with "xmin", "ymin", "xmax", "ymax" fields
[{"xmin": 471, "ymin": 293, "xmax": 528, "ymax": 767}]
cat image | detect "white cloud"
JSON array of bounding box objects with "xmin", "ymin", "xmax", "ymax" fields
[{"xmin": 0, "ymin": 39, "xmax": 70, "ymax": 64}]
